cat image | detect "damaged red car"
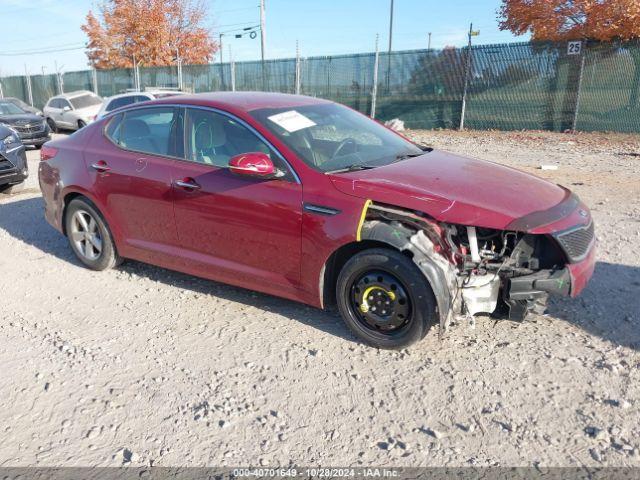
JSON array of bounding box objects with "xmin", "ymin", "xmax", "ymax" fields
[{"xmin": 38, "ymin": 93, "xmax": 596, "ymax": 349}]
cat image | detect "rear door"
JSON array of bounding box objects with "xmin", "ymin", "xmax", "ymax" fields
[
  {"xmin": 83, "ymin": 106, "xmax": 183, "ymax": 260},
  {"xmin": 170, "ymin": 107, "xmax": 303, "ymax": 289},
  {"xmin": 46, "ymin": 99, "xmax": 63, "ymax": 124}
]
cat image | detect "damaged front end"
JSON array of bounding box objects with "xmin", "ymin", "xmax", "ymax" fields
[{"xmin": 358, "ymin": 202, "xmax": 592, "ymax": 332}]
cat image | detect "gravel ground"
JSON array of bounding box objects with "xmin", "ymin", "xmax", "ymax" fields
[{"xmin": 1, "ymin": 130, "xmax": 639, "ymax": 467}]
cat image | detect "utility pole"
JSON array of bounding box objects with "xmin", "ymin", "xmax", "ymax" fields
[
  {"xmin": 459, "ymin": 22, "xmax": 478, "ymax": 130},
  {"xmin": 371, "ymin": 34, "xmax": 380, "ymax": 119},
  {"xmin": 428, "ymin": 32, "xmax": 432, "ymax": 50},
  {"xmin": 386, "ymin": 0, "xmax": 394, "ymax": 92},
  {"xmin": 260, "ymin": 0, "xmax": 266, "ymax": 62},
  {"xmin": 260, "ymin": 0, "xmax": 266, "ymax": 90}
]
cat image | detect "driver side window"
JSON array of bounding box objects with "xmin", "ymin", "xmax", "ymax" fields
[{"xmin": 184, "ymin": 108, "xmax": 273, "ymax": 169}]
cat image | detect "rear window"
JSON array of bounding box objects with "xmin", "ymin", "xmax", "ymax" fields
[
  {"xmin": 69, "ymin": 94, "xmax": 102, "ymax": 109},
  {"xmin": 104, "ymin": 107, "xmax": 182, "ymax": 157}
]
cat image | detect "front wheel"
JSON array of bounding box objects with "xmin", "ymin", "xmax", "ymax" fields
[
  {"xmin": 336, "ymin": 248, "xmax": 437, "ymax": 349},
  {"xmin": 46, "ymin": 118, "xmax": 58, "ymax": 133},
  {"xmin": 77, "ymin": 120, "xmax": 87, "ymax": 129},
  {"xmin": 65, "ymin": 198, "xmax": 121, "ymax": 270}
]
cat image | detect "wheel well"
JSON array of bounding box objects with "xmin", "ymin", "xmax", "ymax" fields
[
  {"xmin": 61, "ymin": 192, "xmax": 84, "ymax": 236},
  {"xmin": 322, "ymin": 240, "xmax": 410, "ymax": 308}
]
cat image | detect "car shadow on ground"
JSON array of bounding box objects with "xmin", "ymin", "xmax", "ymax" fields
[{"xmin": 1, "ymin": 195, "xmax": 639, "ymax": 350}]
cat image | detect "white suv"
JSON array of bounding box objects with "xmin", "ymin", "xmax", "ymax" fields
[{"xmin": 43, "ymin": 91, "xmax": 103, "ymax": 132}]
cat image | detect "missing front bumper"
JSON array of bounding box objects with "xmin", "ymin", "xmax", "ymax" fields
[{"xmin": 504, "ymin": 268, "xmax": 571, "ymax": 320}]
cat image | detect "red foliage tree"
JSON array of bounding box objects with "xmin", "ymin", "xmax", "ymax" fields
[{"xmin": 82, "ymin": 0, "xmax": 217, "ymax": 69}]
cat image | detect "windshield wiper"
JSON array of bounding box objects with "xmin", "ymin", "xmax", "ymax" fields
[
  {"xmin": 325, "ymin": 164, "xmax": 377, "ymax": 174},
  {"xmin": 394, "ymin": 152, "xmax": 424, "ymax": 162}
]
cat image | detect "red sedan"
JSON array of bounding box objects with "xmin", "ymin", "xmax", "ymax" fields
[{"xmin": 38, "ymin": 93, "xmax": 596, "ymax": 349}]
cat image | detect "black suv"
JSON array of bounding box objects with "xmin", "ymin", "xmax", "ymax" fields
[
  {"xmin": 0, "ymin": 124, "xmax": 28, "ymax": 193},
  {"xmin": 0, "ymin": 99, "xmax": 50, "ymax": 148}
]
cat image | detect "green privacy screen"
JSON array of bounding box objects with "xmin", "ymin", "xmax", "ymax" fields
[{"xmin": 2, "ymin": 40, "xmax": 639, "ymax": 132}]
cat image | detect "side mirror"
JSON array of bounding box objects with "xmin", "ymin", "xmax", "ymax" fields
[
  {"xmin": 63, "ymin": 106, "xmax": 71, "ymax": 112},
  {"xmin": 229, "ymin": 152, "xmax": 282, "ymax": 179}
]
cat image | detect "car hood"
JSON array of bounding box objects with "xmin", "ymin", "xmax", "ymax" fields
[
  {"xmin": 0, "ymin": 113, "xmax": 44, "ymax": 125},
  {"xmin": 329, "ymin": 149, "xmax": 571, "ymax": 231},
  {"xmin": 74, "ymin": 104, "xmax": 102, "ymax": 116}
]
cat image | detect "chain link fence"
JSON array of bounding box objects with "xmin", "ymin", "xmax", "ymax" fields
[{"xmin": 2, "ymin": 40, "xmax": 640, "ymax": 133}]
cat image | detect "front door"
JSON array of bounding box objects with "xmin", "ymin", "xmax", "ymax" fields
[
  {"xmin": 171, "ymin": 107, "xmax": 303, "ymax": 289},
  {"xmin": 83, "ymin": 106, "xmax": 182, "ymax": 259}
]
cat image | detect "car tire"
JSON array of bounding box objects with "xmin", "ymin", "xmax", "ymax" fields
[
  {"xmin": 65, "ymin": 198, "xmax": 122, "ymax": 271},
  {"xmin": 336, "ymin": 248, "xmax": 437, "ymax": 349},
  {"xmin": 77, "ymin": 120, "xmax": 87, "ymax": 129},
  {"xmin": 46, "ymin": 118, "xmax": 58, "ymax": 133},
  {"xmin": 0, "ymin": 182, "xmax": 25, "ymax": 195}
]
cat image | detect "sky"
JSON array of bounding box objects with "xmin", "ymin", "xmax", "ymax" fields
[{"xmin": 0, "ymin": 0, "xmax": 529, "ymax": 76}]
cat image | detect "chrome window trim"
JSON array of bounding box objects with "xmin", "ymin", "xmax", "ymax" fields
[{"xmin": 101, "ymin": 103, "xmax": 301, "ymax": 184}]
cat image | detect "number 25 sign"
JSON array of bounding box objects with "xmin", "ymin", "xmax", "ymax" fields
[{"xmin": 568, "ymin": 41, "xmax": 582, "ymax": 55}]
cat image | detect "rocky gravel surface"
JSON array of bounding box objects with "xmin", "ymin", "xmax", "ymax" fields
[{"xmin": 0, "ymin": 130, "xmax": 638, "ymax": 467}]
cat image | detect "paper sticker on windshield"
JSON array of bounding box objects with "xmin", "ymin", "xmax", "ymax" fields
[{"xmin": 267, "ymin": 110, "xmax": 316, "ymax": 132}]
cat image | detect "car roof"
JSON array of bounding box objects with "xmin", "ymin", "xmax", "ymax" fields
[
  {"xmin": 53, "ymin": 90, "xmax": 98, "ymax": 99},
  {"xmin": 106, "ymin": 92, "xmax": 154, "ymax": 101},
  {"xmin": 153, "ymin": 91, "xmax": 331, "ymax": 112}
]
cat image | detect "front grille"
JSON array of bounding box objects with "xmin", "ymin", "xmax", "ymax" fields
[
  {"xmin": 13, "ymin": 123, "xmax": 45, "ymax": 134},
  {"xmin": 555, "ymin": 221, "xmax": 595, "ymax": 262}
]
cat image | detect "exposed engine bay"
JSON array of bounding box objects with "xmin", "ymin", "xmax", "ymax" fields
[{"xmin": 359, "ymin": 202, "xmax": 576, "ymax": 331}]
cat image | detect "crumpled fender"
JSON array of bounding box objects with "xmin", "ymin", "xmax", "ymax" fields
[{"xmin": 360, "ymin": 220, "xmax": 457, "ymax": 333}]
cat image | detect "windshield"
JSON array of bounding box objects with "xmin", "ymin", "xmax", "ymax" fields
[
  {"xmin": 69, "ymin": 94, "xmax": 102, "ymax": 109},
  {"xmin": 249, "ymin": 103, "xmax": 423, "ymax": 173},
  {"xmin": 0, "ymin": 101, "xmax": 27, "ymax": 115}
]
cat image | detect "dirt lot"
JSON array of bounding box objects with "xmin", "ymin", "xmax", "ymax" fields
[{"xmin": 1, "ymin": 130, "xmax": 639, "ymax": 468}]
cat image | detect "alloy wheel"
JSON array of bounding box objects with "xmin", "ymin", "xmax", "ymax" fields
[{"xmin": 70, "ymin": 210, "xmax": 103, "ymax": 261}]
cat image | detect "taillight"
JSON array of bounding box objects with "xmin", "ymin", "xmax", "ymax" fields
[{"xmin": 40, "ymin": 145, "xmax": 58, "ymax": 161}]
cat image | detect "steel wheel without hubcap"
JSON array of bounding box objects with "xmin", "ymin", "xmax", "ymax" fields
[
  {"xmin": 70, "ymin": 210, "xmax": 103, "ymax": 261},
  {"xmin": 350, "ymin": 270, "xmax": 412, "ymax": 333}
]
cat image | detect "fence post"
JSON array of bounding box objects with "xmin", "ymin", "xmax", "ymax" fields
[
  {"xmin": 92, "ymin": 68, "xmax": 99, "ymax": 95},
  {"xmin": 459, "ymin": 23, "xmax": 474, "ymax": 130},
  {"xmin": 24, "ymin": 65, "xmax": 34, "ymax": 106},
  {"xmin": 230, "ymin": 58, "xmax": 236, "ymax": 92},
  {"xmin": 371, "ymin": 34, "xmax": 380, "ymax": 119},
  {"xmin": 572, "ymin": 44, "xmax": 586, "ymax": 131},
  {"xmin": 0, "ymin": 82, "xmax": 4, "ymax": 99},
  {"xmin": 295, "ymin": 40, "xmax": 301, "ymax": 95}
]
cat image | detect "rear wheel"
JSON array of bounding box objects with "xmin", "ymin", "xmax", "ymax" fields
[
  {"xmin": 336, "ymin": 248, "xmax": 437, "ymax": 349},
  {"xmin": 65, "ymin": 198, "xmax": 121, "ymax": 270}
]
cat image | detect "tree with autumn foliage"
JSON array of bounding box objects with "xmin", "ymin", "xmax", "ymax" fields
[
  {"xmin": 82, "ymin": 0, "xmax": 217, "ymax": 69},
  {"xmin": 499, "ymin": 0, "xmax": 640, "ymax": 107}
]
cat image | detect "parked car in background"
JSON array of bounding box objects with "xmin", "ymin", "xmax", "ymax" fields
[
  {"xmin": 0, "ymin": 99, "xmax": 50, "ymax": 148},
  {"xmin": 0, "ymin": 123, "xmax": 28, "ymax": 194},
  {"xmin": 43, "ymin": 91, "xmax": 102, "ymax": 132},
  {"xmin": 38, "ymin": 92, "xmax": 596, "ymax": 349},
  {"xmin": 95, "ymin": 89, "xmax": 186, "ymax": 119},
  {"xmin": 2, "ymin": 97, "xmax": 43, "ymax": 117}
]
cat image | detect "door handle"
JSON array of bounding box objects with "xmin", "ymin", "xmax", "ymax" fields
[
  {"xmin": 91, "ymin": 161, "xmax": 110, "ymax": 172},
  {"xmin": 174, "ymin": 178, "xmax": 201, "ymax": 190}
]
